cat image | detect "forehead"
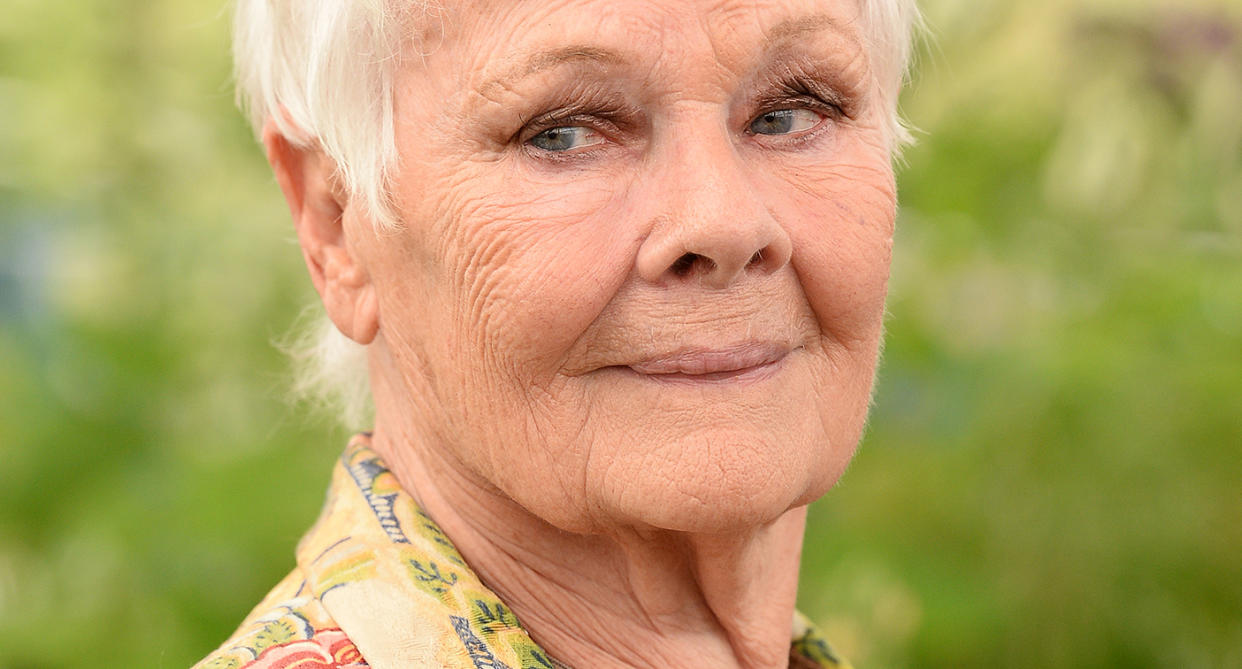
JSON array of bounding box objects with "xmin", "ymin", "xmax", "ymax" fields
[{"xmin": 420, "ymin": 0, "xmax": 869, "ymax": 80}]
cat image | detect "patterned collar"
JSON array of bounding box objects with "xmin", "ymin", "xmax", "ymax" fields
[{"xmin": 282, "ymin": 434, "xmax": 851, "ymax": 668}]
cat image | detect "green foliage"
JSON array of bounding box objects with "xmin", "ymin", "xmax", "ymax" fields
[
  {"xmin": 2, "ymin": 1, "xmax": 1239, "ymax": 667},
  {"xmin": 802, "ymin": 1, "xmax": 1242, "ymax": 666}
]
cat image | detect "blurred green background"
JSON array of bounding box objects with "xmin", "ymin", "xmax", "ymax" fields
[{"xmin": 2, "ymin": 0, "xmax": 1239, "ymax": 667}]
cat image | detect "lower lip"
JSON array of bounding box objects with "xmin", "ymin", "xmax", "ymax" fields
[{"xmin": 621, "ymin": 355, "xmax": 788, "ymax": 386}]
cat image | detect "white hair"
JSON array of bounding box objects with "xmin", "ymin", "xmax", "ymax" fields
[{"xmin": 235, "ymin": 0, "xmax": 923, "ymax": 426}]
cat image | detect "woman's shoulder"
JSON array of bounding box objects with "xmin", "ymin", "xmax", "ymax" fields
[{"xmin": 192, "ymin": 570, "xmax": 368, "ymax": 669}]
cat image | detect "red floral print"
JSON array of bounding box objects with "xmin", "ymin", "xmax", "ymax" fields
[{"xmin": 243, "ymin": 628, "xmax": 368, "ymax": 668}]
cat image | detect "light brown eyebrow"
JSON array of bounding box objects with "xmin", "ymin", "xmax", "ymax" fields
[
  {"xmin": 480, "ymin": 45, "xmax": 625, "ymax": 95},
  {"xmin": 763, "ymin": 13, "xmax": 861, "ymax": 49},
  {"xmin": 475, "ymin": 16, "xmax": 861, "ymax": 98}
]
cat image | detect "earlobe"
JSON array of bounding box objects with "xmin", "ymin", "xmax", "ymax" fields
[
  {"xmin": 318, "ymin": 245, "xmax": 380, "ymax": 345},
  {"xmin": 262, "ymin": 118, "xmax": 379, "ymax": 345},
  {"xmin": 350, "ymin": 285, "xmax": 380, "ymax": 345}
]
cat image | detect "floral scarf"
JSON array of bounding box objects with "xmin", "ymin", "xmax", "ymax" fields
[{"xmin": 194, "ymin": 434, "xmax": 852, "ymax": 668}]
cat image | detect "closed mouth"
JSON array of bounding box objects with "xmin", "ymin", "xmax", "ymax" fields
[{"xmin": 622, "ymin": 342, "xmax": 793, "ymax": 384}]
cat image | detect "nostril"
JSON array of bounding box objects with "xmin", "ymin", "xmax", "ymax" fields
[
  {"xmin": 749, "ymin": 250, "xmax": 763, "ymax": 266},
  {"xmin": 671, "ymin": 252, "xmax": 714, "ymax": 276}
]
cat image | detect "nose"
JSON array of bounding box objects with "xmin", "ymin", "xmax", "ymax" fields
[{"xmin": 635, "ymin": 134, "xmax": 792, "ymax": 289}]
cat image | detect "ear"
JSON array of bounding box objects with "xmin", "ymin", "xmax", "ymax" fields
[{"xmin": 263, "ymin": 118, "xmax": 379, "ymax": 345}]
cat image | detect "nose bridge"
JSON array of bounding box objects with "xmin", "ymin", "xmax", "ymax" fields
[
  {"xmin": 663, "ymin": 115, "xmax": 752, "ymax": 216},
  {"xmin": 636, "ymin": 120, "xmax": 792, "ymax": 287},
  {"xmin": 680, "ymin": 130, "xmax": 747, "ymax": 216}
]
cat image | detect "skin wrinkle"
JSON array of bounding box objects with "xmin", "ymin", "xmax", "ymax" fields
[
  {"xmin": 479, "ymin": 46, "xmax": 626, "ymax": 100},
  {"xmin": 273, "ymin": 0, "xmax": 899, "ymax": 666},
  {"xmin": 615, "ymin": 546, "xmax": 705, "ymax": 639}
]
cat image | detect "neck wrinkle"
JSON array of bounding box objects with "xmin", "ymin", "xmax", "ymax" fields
[
  {"xmin": 366, "ymin": 342, "xmax": 806, "ymax": 669},
  {"xmin": 368, "ymin": 445, "xmax": 805, "ymax": 667}
]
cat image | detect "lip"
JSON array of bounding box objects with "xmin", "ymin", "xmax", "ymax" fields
[{"xmin": 623, "ymin": 342, "xmax": 793, "ymax": 384}]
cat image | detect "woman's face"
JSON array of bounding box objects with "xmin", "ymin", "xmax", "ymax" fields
[{"xmin": 355, "ymin": 0, "xmax": 895, "ymax": 534}]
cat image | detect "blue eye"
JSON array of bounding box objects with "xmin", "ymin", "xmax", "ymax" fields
[
  {"xmin": 528, "ymin": 126, "xmax": 605, "ymax": 152},
  {"xmin": 749, "ymin": 108, "xmax": 823, "ymax": 135}
]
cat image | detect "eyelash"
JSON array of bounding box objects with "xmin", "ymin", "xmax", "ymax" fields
[
  {"xmin": 749, "ymin": 78, "xmax": 847, "ymax": 135},
  {"xmin": 517, "ymin": 77, "xmax": 847, "ymax": 156},
  {"xmin": 516, "ymin": 102, "xmax": 632, "ymax": 159}
]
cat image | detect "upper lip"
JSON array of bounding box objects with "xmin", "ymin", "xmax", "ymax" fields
[{"xmin": 625, "ymin": 342, "xmax": 792, "ymax": 376}]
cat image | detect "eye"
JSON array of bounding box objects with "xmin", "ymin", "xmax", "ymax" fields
[
  {"xmin": 748, "ymin": 108, "xmax": 824, "ymax": 136},
  {"xmin": 528, "ymin": 126, "xmax": 605, "ymax": 152}
]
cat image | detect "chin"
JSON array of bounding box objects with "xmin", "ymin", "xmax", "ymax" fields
[{"xmin": 596, "ymin": 429, "xmax": 845, "ymax": 535}]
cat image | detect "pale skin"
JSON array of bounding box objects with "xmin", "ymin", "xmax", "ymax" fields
[{"xmin": 263, "ymin": 0, "xmax": 897, "ymax": 666}]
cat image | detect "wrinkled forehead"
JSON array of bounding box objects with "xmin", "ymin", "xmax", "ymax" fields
[{"xmin": 410, "ymin": 0, "xmax": 871, "ymax": 85}]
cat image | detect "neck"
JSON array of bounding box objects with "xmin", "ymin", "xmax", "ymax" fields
[{"xmin": 367, "ymin": 374, "xmax": 807, "ymax": 669}]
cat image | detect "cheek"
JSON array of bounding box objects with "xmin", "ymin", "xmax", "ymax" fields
[
  {"xmin": 757, "ymin": 133, "xmax": 895, "ymax": 463},
  {"xmin": 432, "ymin": 163, "xmax": 639, "ymax": 390},
  {"xmin": 772, "ymin": 141, "xmax": 896, "ymax": 349}
]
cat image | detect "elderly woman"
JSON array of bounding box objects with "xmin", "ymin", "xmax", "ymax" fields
[{"xmin": 196, "ymin": 0, "xmax": 918, "ymax": 667}]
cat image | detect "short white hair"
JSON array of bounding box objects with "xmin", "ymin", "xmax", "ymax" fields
[{"xmin": 235, "ymin": 0, "xmax": 923, "ymax": 426}]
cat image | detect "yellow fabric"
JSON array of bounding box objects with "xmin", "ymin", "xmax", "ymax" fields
[{"xmin": 194, "ymin": 434, "xmax": 852, "ymax": 668}]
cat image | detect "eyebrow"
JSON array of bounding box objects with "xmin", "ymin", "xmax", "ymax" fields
[
  {"xmin": 480, "ymin": 46, "xmax": 624, "ymax": 95},
  {"xmin": 477, "ymin": 13, "xmax": 859, "ymax": 94},
  {"xmin": 519, "ymin": 46, "xmax": 623, "ymax": 76},
  {"xmin": 764, "ymin": 13, "xmax": 860, "ymax": 49}
]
